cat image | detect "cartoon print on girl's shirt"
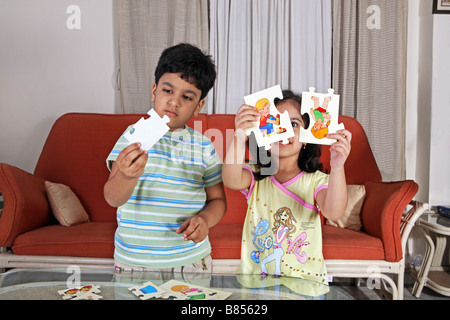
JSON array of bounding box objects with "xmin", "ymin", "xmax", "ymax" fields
[{"xmin": 250, "ymin": 207, "xmax": 310, "ymax": 276}]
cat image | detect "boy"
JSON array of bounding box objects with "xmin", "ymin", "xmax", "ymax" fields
[{"xmin": 104, "ymin": 43, "xmax": 226, "ymax": 273}]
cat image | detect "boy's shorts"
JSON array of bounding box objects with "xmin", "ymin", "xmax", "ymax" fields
[{"xmin": 114, "ymin": 254, "xmax": 212, "ymax": 275}]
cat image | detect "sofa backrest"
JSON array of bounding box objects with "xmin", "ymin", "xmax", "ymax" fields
[
  {"xmin": 33, "ymin": 113, "xmax": 380, "ymax": 224},
  {"xmin": 33, "ymin": 113, "xmax": 248, "ymax": 224},
  {"xmin": 34, "ymin": 113, "xmax": 143, "ymax": 222}
]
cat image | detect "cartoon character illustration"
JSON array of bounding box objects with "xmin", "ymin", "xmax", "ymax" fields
[
  {"xmin": 260, "ymin": 207, "xmax": 298, "ymax": 277},
  {"xmin": 310, "ymin": 95, "xmax": 332, "ymax": 139},
  {"xmin": 250, "ymin": 220, "xmax": 272, "ymax": 264},
  {"xmin": 255, "ymin": 98, "xmax": 280, "ymax": 137},
  {"xmin": 299, "ymin": 87, "xmax": 345, "ymax": 146},
  {"xmin": 171, "ymin": 284, "xmax": 206, "ymax": 300},
  {"xmin": 250, "ymin": 208, "xmax": 312, "ymax": 277},
  {"xmin": 287, "ymin": 232, "xmax": 310, "ymax": 264},
  {"xmin": 244, "ymin": 85, "xmax": 295, "ymax": 150}
]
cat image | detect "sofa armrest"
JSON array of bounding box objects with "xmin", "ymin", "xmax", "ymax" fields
[
  {"xmin": 0, "ymin": 164, "xmax": 52, "ymax": 247},
  {"xmin": 361, "ymin": 180, "xmax": 419, "ymax": 262}
]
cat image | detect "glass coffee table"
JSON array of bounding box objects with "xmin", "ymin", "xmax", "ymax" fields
[{"xmin": 0, "ymin": 268, "xmax": 350, "ymax": 301}]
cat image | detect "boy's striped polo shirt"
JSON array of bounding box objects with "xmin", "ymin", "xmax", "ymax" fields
[{"xmin": 107, "ymin": 124, "xmax": 223, "ymax": 268}]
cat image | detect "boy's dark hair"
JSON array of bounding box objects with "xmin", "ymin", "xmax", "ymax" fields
[
  {"xmin": 253, "ymin": 90, "xmax": 323, "ymax": 181},
  {"xmin": 154, "ymin": 43, "xmax": 217, "ymax": 101}
]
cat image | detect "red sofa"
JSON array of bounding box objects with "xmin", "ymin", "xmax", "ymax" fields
[{"xmin": 0, "ymin": 113, "xmax": 425, "ymax": 299}]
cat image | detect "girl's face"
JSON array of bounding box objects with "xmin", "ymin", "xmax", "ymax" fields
[
  {"xmin": 279, "ymin": 210, "xmax": 289, "ymax": 223},
  {"xmin": 271, "ymin": 99, "xmax": 306, "ymax": 159}
]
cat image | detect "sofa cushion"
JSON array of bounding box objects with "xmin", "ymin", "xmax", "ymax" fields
[
  {"xmin": 325, "ymin": 185, "xmax": 365, "ymax": 231},
  {"xmin": 322, "ymin": 225, "xmax": 384, "ymax": 260},
  {"xmin": 12, "ymin": 222, "xmax": 117, "ymax": 258},
  {"xmin": 45, "ymin": 181, "xmax": 90, "ymax": 227},
  {"xmin": 209, "ymin": 224, "xmax": 243, "ymax": 259}
]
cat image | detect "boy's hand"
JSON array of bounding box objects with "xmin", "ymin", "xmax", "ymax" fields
[
  {"xmin": 327, "ymin": 129, "xmax": 352, "ymax": 171},
  {"xmin": 176, "ymin": 214, "xmax": 209, "ymax": 243},
  {"xmin": 116, "ymin": 143, "xmax": 148, "ymax": 179},
  {"xmin": 104, "ymin": 143, "xmax": 148, "ymax": 208}
]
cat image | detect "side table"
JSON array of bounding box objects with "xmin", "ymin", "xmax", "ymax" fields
[{"xmin": 412, "ymin": 216, "xmax": 450, "ymax": 298}]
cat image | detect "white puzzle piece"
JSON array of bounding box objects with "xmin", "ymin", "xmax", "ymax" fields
[
  {"xmin": 244, "ymin": 85, "xmax": 294, "ymax": 150},
  {"xmin": 124, "ymin": 108, "xmax": 170, "ymax": 150},
  {"xmin": 299, "ymin": 88, "xmax": 345, "ymax": 145},
  {"xmin": 58, "ymin": 284, "xmax": 101, "ymax": 300},
  {"xmin": 128, "ymin": 281, "xmax": 166, "ymax": 300}
]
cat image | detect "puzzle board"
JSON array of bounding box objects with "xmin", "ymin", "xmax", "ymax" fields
[
  {"xmin": 124, "ymin": 108, "xmax": 170, "ymax": 150},
  {"xmin": 299, "ymin": 88, "xmax": 345, "ymax": 145},
  {"xmin": 244, "ymin": 85, "xmax": 294, "ymax": 150}
]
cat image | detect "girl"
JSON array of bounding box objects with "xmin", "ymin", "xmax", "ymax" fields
[{"xmin": 223, "ymin": 90, "xmax": 352, "ymax": 285}]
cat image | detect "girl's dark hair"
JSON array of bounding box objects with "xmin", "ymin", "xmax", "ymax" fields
[
  {"xmin": 154, "ymin": 43, "xmax": 217, "ymax": 101},
  {"xmin": 252, "ymin": 90, "xmax": 323, "ymax": 181}
]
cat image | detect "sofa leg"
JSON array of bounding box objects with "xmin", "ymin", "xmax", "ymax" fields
[{"xmin": 394, "ymin": 273, "xmax": 404, "ymax": 300}]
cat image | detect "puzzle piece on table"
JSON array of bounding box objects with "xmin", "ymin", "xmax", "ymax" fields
[
  {"xmin": 58, "ymin": 284, "xmax": 102, "ymax": 300},
  {"xmin": 128, "ymin": 281, "xmax": 166, "ymax": 300},
  {"xmin": 299, "ymin": 87, "xmax": 345, "ymax": 145},
  {"xmin": 244, "ymin": 85, "xmax": 294, "ymax": 150},
  {"xmin": 159, "ymin": 280, "xmax": 232, "ymax": 300},
  {"xmin": 124, "ymin": 108, "xmax": 170, "ymax": 150}
]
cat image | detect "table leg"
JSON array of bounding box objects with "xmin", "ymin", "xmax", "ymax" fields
[
  {"xmin": 432, "ymin": 235, "xmax": 447, "ymax": 267},
  {"xmin": 412, "ymin": 228, "xmax": 435, "ymax": 298}
]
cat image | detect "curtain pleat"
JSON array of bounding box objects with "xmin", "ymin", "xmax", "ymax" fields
[
  {"xmin": 117, "ymin": 0, "xmax": 209, "ymax": 114},
  {"xmin": 207, "ymin": 0, "xmax": 333, "ymax": 115},
  {"xmin": 333, "ymin": 0, "xmax": 408, "ymax": 181}
]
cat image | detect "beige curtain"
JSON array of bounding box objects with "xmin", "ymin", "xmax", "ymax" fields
[
  {"xmin": 333, "ymin": 0, "xmax": 408, "ymax": 181},
  {"xmin": 208, "ymin": 0, "xmax": 333, "ymax": 115},
  {"xmin": 117, "ymin": 0, "xmax": 209, "ymax": 114}
]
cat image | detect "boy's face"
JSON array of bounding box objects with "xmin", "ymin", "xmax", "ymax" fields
[
  {"xmin": 259, "ymin": 104, "xmax": 270, "ymax": 117},
  {"xmin": 152, "ymin": 72, "xmax": 205, "ymax": 131}
]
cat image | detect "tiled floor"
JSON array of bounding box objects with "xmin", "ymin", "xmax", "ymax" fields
[{"xmin": 330, "ymin": 269, "xmax": 450, "ymax": 300}]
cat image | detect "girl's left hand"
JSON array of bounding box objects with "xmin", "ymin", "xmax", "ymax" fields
[{"xmin": 327, "ymin": 129, "xmax": 352, "ymax": 171}]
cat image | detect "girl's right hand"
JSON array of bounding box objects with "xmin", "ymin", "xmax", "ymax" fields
[{"xmin": 235, "ymin": 104, "xmax": 260, "ymax": 140}]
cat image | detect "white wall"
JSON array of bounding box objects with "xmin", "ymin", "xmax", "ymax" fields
[
  {"xmin": 429, "ymin": 15, "xmax": 450, "ymax": 207},
  {"xmin": 0, "ymin": 0, "xmax": 118, "ymax": 173},
  {"xmin": 406, "ymin": 0, "xmax": 420, "ymax": 186},
  {"xmin": 408, "ymin": 0, "xmax": 450, "ymax": 208},
  {"xmin": 405, "ymin": 0, "xmax": 450, "ymax": 266}
]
